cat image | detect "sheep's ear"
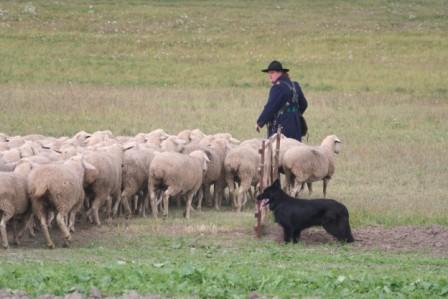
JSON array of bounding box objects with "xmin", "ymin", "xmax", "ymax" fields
[
  {"xmin": 230, "ymin": 137, "xmax": 240, "ymax": 144},
  {"xmin": 83, "ymin": 160, "xmax": 99, "ymax": 183},
  {"xmin": 123, "ymin": 141, "xmax": 137, "ymax": 150},
  {"xmin": 334, "ymin": 137, "xmax": 342, "ymax": 143},
  {"xmin": 175, "ymin": 138, "xmax": 187, "ymax": 145},
  {"xmin": 201, "ymin": 152, "xmax": 210, "ymax": 171},
  {"xmin": 82, "ymin": 160, "xmax": 96, "ymax": 171}
]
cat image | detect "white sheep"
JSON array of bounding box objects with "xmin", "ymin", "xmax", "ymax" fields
[
  {"xmin": 149, "ymin": 150, "xmax": 209, "ymax": 219},
  {"xmin": 28, "ymin": 155, "xmax": 98, "ymax": 248},
  {"xmin": 224, "ymin": 139, "xmax": 262, "ymax": 212},
  {"xmin": 283, "ymin": 135, "xmax": 342, "ymax": 198},
  {"xmin": 113, "ymin": 144, "xmax": 156, "ymax": 218},
  {"xmin": 83, "ymin": 144, "xmax": 123, "ymax": 226},
  {"xmin": 0, "ymin": 169, "xmax": 29, "ymax": 249},
  {"xmin": 160, "ymin": 136, "xmax": 187, "ymax": 152}
]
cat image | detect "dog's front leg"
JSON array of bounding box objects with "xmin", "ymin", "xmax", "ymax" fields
[
  {"xmin": 292, "ymin": 229, "xmax": 301, "ymax": 243},
  {"xmin": 282, "ymin": 226, "xmax": 292, "ymax": 243}
]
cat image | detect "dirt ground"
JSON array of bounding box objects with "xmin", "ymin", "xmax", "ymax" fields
[
  {"xmin": 12, "ymin": 217, "xmax": 448, "ymax": 257},
  {"xmin": 263, "ymin": 224, "xmax": 448, "ymax": 256}
]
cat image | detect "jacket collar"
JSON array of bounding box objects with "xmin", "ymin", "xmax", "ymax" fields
[{"xmin": 273, "ymin": 74, "xmax": 290, "ymax": 85}]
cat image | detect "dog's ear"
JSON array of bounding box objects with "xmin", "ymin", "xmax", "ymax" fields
[{"xmin": 273, "ymin": 178, "xmax": 281, "ymax": 189}]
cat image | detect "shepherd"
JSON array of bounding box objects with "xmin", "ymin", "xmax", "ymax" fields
[{"xmin": 256, "ymin": 60, "xmax": 308, "ymax": 141}]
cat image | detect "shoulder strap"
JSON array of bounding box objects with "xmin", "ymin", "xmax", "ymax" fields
[{"xmin": 280, "ymin": 81, "xmax": 299, "ymax": 104}]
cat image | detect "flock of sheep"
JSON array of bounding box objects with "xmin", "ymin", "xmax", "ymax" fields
[{"xmin": 0, "ymin": 129, "xmax": 341, "ymax": 249}]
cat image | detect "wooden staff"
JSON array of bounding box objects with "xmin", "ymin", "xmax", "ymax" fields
[
  {"xmin": 255, "ymin": 140, "xmax": 266, "ymax": 238},
  {"xmin": 255, "ymin": 128, "xmax": 282, "ymax": 238}
]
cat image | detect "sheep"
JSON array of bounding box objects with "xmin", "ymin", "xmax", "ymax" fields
[
  {"xmin": 5, "ymin": 136, "xmax": 25, "ymax": 148},
  {"xmin": 160, "ymin": 136, "xmax": 186, "ymax": 152},
  {"xmin": 113, "ymin": 145, "xmax": 156, "ymax": 218},
  {"xmin": 224, "ymin": 140, "xmax": 262, "ymax": 212},
  {"xmin": 283, "ymin": 135, "xmax": 342, "ymax": 198},
  {"xmin": 149, "ymin": 150, "xmax": 209, "ymax": 219},
  {"xmin": 0, "ymin": 158, "xmax": 15, "ymax": 172},
  {"xmin": 1, "ymin": 148, "xmax": 21, "ymax": 164},
  {"xmin": 27, "ymin": 155, "xmax": 98, "ymax": 248},
  {"xmin": 144, "ymin": 129, "xmax": 169, "ymax": 146},
  {"xmin": 201, "ymin": 138, "xmax": 232, "ymax": 210},
  {"xmin": 83, "ymin": 144, "xmax": 123, "ymax": 226},
  {"xmin": 0, "ymin": 169, "xmax": 29, "ymax": 249}
]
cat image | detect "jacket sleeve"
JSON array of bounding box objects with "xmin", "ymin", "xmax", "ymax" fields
[
  {"xmin": 257, "ymin": 85, "xmax": 287, "ymax": 127},
  {"xmin": 295, "ymin": 82, "xmax": 308, "ymax": 114}
]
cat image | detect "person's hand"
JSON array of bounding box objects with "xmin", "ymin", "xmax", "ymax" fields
[{"xmin": 255, "ymin": 124, "xmax": 261, "ymax": 133}]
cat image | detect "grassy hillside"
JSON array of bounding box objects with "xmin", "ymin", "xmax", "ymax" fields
[{"xmin": 0, "ymin": 0, "xmax": 447, "ymax": 93}]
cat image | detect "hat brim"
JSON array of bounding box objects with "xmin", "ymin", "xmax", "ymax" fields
[{"xmin": 262, "ymin": 68, "xmax": 289, "ymax": 73}]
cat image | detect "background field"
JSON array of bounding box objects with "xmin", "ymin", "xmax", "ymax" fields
[{"xmin": 0, "ymin": 0, "xmax": 447, "ymax": 298}]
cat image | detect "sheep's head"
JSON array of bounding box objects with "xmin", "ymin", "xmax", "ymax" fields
[
  {"xmin": 321, "ymin": 135, "xmax": 342, "ymax": 155},
  {"xmin": 161, "ymin": 136, "xmax": 186, "ymax": 152},
  {"xmin": 333, "ymin": 136, "xmax": 342, "ymax": 154}
]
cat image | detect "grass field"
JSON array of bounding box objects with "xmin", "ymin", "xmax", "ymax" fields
[{"xmin": 0, "ymin": 0, "xmax": 447, "ymax": 298}]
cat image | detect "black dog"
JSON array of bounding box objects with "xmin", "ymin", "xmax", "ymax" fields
[{"xmin": 257, "ymin": 179, "xmax": 354, "ymax": 243}]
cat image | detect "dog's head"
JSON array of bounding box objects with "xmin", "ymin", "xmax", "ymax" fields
[{"xmin": 256, "ymin": 179, "xmax": 282, "ymax": 208}]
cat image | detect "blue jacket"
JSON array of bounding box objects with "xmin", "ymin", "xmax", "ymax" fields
[{"xmin": 257, "ymin": 75, "xmax": 308, "ymax": 141}]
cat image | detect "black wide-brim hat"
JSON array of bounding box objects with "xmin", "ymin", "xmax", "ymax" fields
[{"xmin": 262, "ymin": 60, "xmax": 289, "ymax": 73}]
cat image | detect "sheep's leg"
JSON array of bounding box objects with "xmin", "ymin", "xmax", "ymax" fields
[
  {"xmin": 322, "ymin": 179, "xmax": 328, "ymax": 198},
  {"xmin": 162, "ymin": 191, "xmax": 171, "ymax": 218},
  {"xmin": 196, "ymin": 188, "xmax": 204, "ymax": 211},
  {"xmin": 213, "ymin": 181, "xmax": 225, "ymax": 210},
  {"xmin": 106, "ymin": 194, "xmax": 115, "ymax": 224},
  {"xmin": 184, "ymin": 192, "xmax": 194, "ymax": 219},
  {"xmin": 39, "ymin": 215, "xmax": 55, "ymax": 249},
  {"xmin": 202, "ymin": 184, "xmax": 212, "ymax": 209},
  {"xmin": 307, "ymin": 182, "xmax": 313, "ymax": 197},
  {"xmin": 197, "ymin": 185, "xmax": 207, "ymax": 211},
  {"xmin": 87, "ymin": 193, "xmax": 108, "ymax": 226},
  {"xmin": 112, "ymin": 193, "xmax": 122, "ymax": 217},
  {"xmin": 32, "ymin": 201, "xmax": 54, "ymax": 248},
  {"xmin": 0, "ymin": 213, "xmax": 12, "ymax": 249},
  {"xmin": 290, "ymin": 180, "xmax": 302, "ymax": 199},
  {"xmin": 15, "ymin": 211, "xmax": 34, "ymax": 244},
  {"xmin": 47, "ymin": 210, "xmax": 55, "ymax": 228},
  {"xmin": 117, "ymin": 190, "xmax": 132, "ymax": 219},
  {"xmin": 236, "ymin": 180, "xmax": 251, "ymax": 212},
  {"xmin": 248, "ymin": 187, "xmax": 255, "ymax": 202},
  {"xmin": 55, "ymin": 213, "xmax": 71, "ymax": 247},
  {"xmin": 149, "ymin": 188, "xmax": 159, "ymax": 219},
  {"xmin": 68, "ymin": 196, "xmax": 83, "ymax": 233},
  {"xmin": 231, "ymin": 182, "xmax": 239, "ymax": 210},
  {"xmin": 284, "ymin": 170, "xmax": 293, "ymax": 195},
  {"xmin": 141, "ymin": 190, "xmax": 149, "ymax": 218},
  {"xmin": 68, "ymin": 212, "xmax": 76, "ymax": 233}
]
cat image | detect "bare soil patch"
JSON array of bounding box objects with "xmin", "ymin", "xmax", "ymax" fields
[
  {"xmin": 264, "ymin": 224, "xmax": 448, "ymax": 256},
  {"xmin": 10, "ymin": 215, "xmax": 448, "ymax": 256}
]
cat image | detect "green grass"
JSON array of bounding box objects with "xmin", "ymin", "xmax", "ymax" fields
[
  {"xmin": 0, "ymin": 212, "xmax": 447, "ymax": 298},
  {"xmin": 0, "ymin": 0, "xmax": 447, "ymax": 297},
  {"xmin": 0, "ymin": 0, "xmax": 447, "ymax": 94}
]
